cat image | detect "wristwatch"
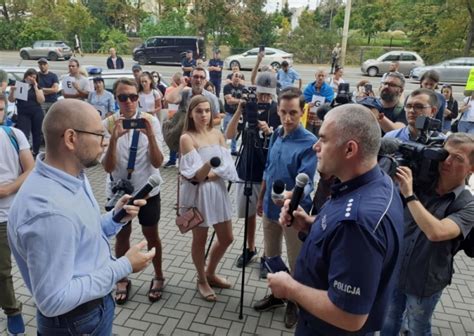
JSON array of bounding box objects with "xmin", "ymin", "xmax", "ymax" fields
[{"xmin": 404, "ymin": 194, "xmax": 418, "ymax": 203}]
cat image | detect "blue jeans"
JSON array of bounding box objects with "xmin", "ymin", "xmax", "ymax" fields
[
  {"xmin": 458, "ymin": 120, "xmax": 474, "ymax": 134},
  {"xmin": 36, "ymin": 294, "xmax": 114, "ymax": 336},
  {"xmin": 223, "ymin": 112, "xmax": 237, "ymax": 152},
  {"xmin": 442, "ymin": 120, "xmax": 451, "ymax": 133},
  {"xmin": 381, "ymin": 288, "xmax": 443, "ymax": 336},
  {"xmin": 168, "ymin": 150, "xmax": 177, "ymax": 164}
]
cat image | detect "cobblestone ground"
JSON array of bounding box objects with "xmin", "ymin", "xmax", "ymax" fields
[{"xmin": 1, "ymin": 154, "xmax": 473, "ymax": 335}]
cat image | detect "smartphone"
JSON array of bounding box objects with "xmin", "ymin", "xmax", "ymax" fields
[
  {"xmin": 364, "ymin": 83, "xmax": 373, "ymax": 94},
  {"xmin": 123, "ymin": 118, "xmax": 146, "ymax": 129},
  {"xmin": 264, "ymin": 256, "xmax": 290, "ymax": 274},
  {"xmin": 259, "ymin": 45, "xmax": 265, "ymax": 53}
]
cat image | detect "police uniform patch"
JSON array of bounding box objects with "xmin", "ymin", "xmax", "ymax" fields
[{"xmin": 337, "ymin": 194, "xmax": 361, "ymax": 222}]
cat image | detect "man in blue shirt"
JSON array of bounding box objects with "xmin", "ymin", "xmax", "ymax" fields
[
  {"xmin": 8, "ymin": 99, "xmax": 155, "ymax": 335},
  {"xmin": 277, "ymin": 61, "xmax": 301, "ymax": 90},
  {"xmin": 181, "ymin": 50, "xmax": 196, "ymax": 77},
  {"xmin": 254, "ymin": 88, "xmax": 317, "ymax": 329},
  {"xmin": 208, "ymin": 50, "xmax": 224, "ymax": 97},
  {"xmin": 303, "ymin": 69, "xmax": 334, "ymax": 106},
  {"xmin": 37, "ymin": 58, "xmax": 59, "ymax": 114},
  {"xmin": 270, "ymin": 104, "xmax": 404, "ymax": 335}
]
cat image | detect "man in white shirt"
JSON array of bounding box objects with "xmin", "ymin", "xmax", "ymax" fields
[{"xmin": 62, "ymin": 59, "xmax": 90, "ymax": 100}]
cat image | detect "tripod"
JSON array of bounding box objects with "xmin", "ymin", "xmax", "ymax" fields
[{"xmin": 205, "ymin": 120, "xmax": 259, "ymax": 320}]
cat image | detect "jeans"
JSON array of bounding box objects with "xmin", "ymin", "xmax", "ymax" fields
[
  {"xmin": 37, "ymin": 294, "xmax": 114, "ymax": 336},
  {"xmin": 168, "ymin": 150, "xmax": 177, "ymax": 164},
  {"xmin": 16, "ymin": 107, "xmax": 44, "ymax": 155},
  {"xmin": 210, "ymin": 79, "xmax": 221, "ymax": 98},
  {"xmin": 457, "ymin": 120, "xmax": 474, "ymax": 134},
  {"xmin": 0, "ymin": 223, "xmax": 22, "ymax": 316},
  {"xmin": 381, "ymin": 288, "xmax": 443, "ymax": 336},
  {"xmin": 442, "ymin": 120, "xmax": 451, "ymax": 133},
  {"xmin": 223, "ymin": 112, "xmax": 237, "ymax": 152}
]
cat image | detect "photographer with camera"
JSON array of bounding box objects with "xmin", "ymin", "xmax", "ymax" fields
[
  {"xmin": 381, "ymin": 132, "xmax": 474, "ymax": 335},
  {"xmin": 223, "ymin": 72, "xmax": 246, "ymax": 156},
  {"xmin": 253, "ymin": 88, "xmax": 317, "ymax": 329},
  {"xmin": 271, "ymin": 104, "xmax": 404, "ymax": 336},
  {"xmin": 384, "ymin": 89, "xmax": 441, "ymax": 142},
  {"xmin": 225, "ymin": 72, "xmax": 281, "ymax": 270},
  {"xmin": 102, "ymin": 78, "xmax": 165, "ymax": 305}
]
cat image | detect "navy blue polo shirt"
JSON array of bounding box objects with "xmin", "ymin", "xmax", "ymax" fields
[
  {"xmin": 208, "ymin": 58, "xmax": 224, "ymax": 81},
  {"xmin": 38, "ymin": 72, "xmax": 59, "ymax": 103},
  {"xmin": 294, "ymin": 166, "xmax": 404, "ymax": 336},
  {"xmin": 181, "ymin": 58, "xmax": 196, "ymax": 77}
]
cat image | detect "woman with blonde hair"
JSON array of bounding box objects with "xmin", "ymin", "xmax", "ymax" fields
[{"xmin": 179, "ymin": 95, "xmax": 238, "ymax": 301}]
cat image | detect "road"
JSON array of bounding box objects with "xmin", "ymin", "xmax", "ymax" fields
[{"xmin": 0, "ymin": 51, "xmax": 467, "ymax": 101}]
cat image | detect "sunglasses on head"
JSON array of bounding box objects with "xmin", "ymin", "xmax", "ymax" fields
[{"xmin": 117, "ymin": 94, "xmax": 139, "ymax": 102}]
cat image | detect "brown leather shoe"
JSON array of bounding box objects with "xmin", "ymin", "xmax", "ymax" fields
[{"xmin": 284, "ymin": 300, "xmax": 298, "ymax": 329}]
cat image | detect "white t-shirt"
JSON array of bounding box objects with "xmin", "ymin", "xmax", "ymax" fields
[
  {"xmin": 61, "ymin": 75, "xmax": 91, "ymax": 100},
  {"xmin": 462, "ymin": 97, "xmax": 474, "ymax": 122},
  {"xmin": 138, "ymin": 90, "xmax": 161, "ymax": 114},
  {"xmin": 0, "ymin": 127, "xmax": 30, "ymax": 222},
  {"xmin": 102, "ymin": 112, "xmax": 164, "ymax": 198}
]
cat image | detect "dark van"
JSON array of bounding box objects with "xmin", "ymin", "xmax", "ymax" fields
[{"xmin": 133, "ymin": 36, "xmax": 205, "ymax": 65}]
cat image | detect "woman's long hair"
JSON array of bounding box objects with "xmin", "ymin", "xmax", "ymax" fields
[{"xmin": 183, "ymin": 95, "xmax": 213, "ymax": 132}]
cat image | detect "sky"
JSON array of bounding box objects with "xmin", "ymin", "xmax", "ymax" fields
[{"xmin": 264, "ymin": 0, "xmax": 319, "ymax": 12}]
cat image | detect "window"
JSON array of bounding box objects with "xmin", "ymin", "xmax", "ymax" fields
[
  {"xmin": 146, "ymin": 38, "xmax": 157, "ymax": 48},
  {"xmin": 156, "ymin": 38, "xmax": 174, "ymax": 47},
  {"xmin": 401, "ymin": 54, "xmax": 417, "ymax": 61},
  {"xmin": 383, "ymin": 54, "xmax": 400, "ymax": 61}
]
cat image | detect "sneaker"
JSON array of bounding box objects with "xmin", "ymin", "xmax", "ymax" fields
[
  {"xmin": 253, "ymin": 294, "xmax": 285, "ymax": 312},
  {"xmin": 7, "ymin": 314, "xmax": 25, "ymax": 335},
  {"xmin": 260, "ymin": 257, "xmax": 268, "ymax": 279},
  {"xmin": 284, "ymin": 301, "xmax": 298, "ymax": 328},
  {"xmin": 163, "ymin": 160, "xmax": 176, "ymax": 168},
  {"xmin": 236, "ymin": 248, "xmax": 258, "ymax": 268}
]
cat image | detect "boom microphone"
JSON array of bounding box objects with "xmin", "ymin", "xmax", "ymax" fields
[
  {"xmin": 287, "ymin": 173, "xmax": 309, "ymax": 226},
  {"xmin": 271, "ymin": 180, "xmax": 285, "ymax": 203},
  {"xmin": 379, "ymin": 138, "xmax": 402, "ymax": 156},
  {"xmin": 112, "ymin": 174, "xmax": 162, "ymax": 222}
]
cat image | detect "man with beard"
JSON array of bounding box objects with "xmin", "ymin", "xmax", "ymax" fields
[
  {"xmin": 7, "ymin": 99, "xmax": 155, "ymax": 335},
  {"xmin": 375, "ymin": 72, "xmax": 407, "ymax": 133}
]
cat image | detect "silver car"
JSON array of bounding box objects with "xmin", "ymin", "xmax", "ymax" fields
[
  {"xmin": 20, "ymin": 40, "xmax": 73, "ymax": 61},
  {"xmin": 361, "ymin": 51, "xmax": 425, "ymax": 77},
  {"xmin": 224, "ymin": 48, "xmax": 294, "ymax": 70},
  {"xmin": 410, "ymin": 57, "xmax": 474, "ymax": 85}
]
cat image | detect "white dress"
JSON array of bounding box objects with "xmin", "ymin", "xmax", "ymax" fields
[{"xmin": 179, "ymin": 144, "xmax": 238, "ymax": 227}]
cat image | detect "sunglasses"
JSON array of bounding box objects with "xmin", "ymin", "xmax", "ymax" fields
[{"xmin": 117, "ymin": 94, "xmax": 139, "ymax": 102}]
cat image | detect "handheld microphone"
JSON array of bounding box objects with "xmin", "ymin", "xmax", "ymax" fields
[
  {"xmin": 287, "ymin": 173, "xmax": 309, "ymax": 226},
  {"xmin": 271, "ymin": 180, "xmax": 285, "ymax": 203},
  {"xmin": 112, "ymin": 174, "xmax": 162, "ymax": 222},
  {"xmin": 209, "ymin": 156, "xmax": 221, "ymax": 168}
]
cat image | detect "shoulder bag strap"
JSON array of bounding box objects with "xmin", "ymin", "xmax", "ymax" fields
[{"xmin": 126, "ymin": 129, "xmax": 140, "ymax": 179}]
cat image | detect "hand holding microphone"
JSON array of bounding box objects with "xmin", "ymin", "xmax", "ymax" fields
[{"xmin": 287, "ymin": 173, "xmax": 309, "ymax": 226}]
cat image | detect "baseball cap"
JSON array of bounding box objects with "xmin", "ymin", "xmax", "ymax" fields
[
  {"xmin": 255, "ymin": 72, "xmax": 277, "ymax": 95},
  {"xmin": 357, "ymin": 96, "xmax": 383, "ymax": 113},
  {"xmin": 132, "ymin": 64, "xmax": 142, "ymax": 71},
  {"xmin": 38, "ymin": 58, "xmax": 48, "ymax": 64}
]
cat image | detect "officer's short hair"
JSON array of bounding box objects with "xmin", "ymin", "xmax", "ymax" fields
[
  {"xmin": 445, "ymin": 133, "xmax": 474, "ymax": 165},
  {"xmin": 409, "ymin": 88, "xmax": 438, "ymax": 108},
  {"xmin": 326, "ymin": 104, "xmax": 381, "ymax": 161}
]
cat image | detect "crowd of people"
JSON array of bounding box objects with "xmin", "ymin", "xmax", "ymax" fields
[{"xmin": 0, "ymin": 48, "xmax": 473, "ymax": 336}]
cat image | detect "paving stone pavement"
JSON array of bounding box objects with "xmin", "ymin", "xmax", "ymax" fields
[{"xmin": 1, "ymin": 153, "xmax": 474, "ymax": 335}]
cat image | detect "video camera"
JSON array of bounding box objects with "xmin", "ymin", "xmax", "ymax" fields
[
  {"xmin": 334, "ymin": 83, "xmax": 352, "ymax": 106},
  {"xmin": 233, "ymin": 86, "xmax": 271, "ymax": 128},
  {"xmin": 378, "ymin": 116, "xmax": 447, "ymax": 190},
  {"xmin": 105, "ymin": 179, "xmax": 134, "ymax": 211}
]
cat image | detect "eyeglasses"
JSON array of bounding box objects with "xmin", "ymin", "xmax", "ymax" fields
[
  {"xmin": 405, "ymin": 104, "xmax": 431, "ymax": 112},
  {"xmin": 381, "ymin": 82, "xmax": 402, "ymax": 89},
  {"xmin": 192, "ymin": 75, "xmax": 205, "ymax": 80},
  {"xmin": 72, "ymin": 129, "xmax": 105, "ymax": 144},
  {"xmin": 117, "ymin": 94, "xmax": 139, "ymax": 102}
]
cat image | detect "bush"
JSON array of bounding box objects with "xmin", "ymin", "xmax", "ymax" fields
[{"xmin": 98, "ymin": 29, "xmax": 129, "ymax": 54}]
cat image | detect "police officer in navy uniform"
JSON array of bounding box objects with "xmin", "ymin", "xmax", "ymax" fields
[{"xmin": 271, "ymin": 104, "xmax": 404, "ymax": 335}]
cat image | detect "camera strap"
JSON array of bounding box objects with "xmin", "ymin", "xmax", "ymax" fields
[{"xmin": 127, "ymin": 129, "xmax": 140, "ymax": 179}]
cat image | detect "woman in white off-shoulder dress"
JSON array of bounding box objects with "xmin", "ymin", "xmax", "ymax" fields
[{"xmin": 179, "ymin": 95, "xmax": 238, "ymax": 302}]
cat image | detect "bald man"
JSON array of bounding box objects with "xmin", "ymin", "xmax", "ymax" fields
[{"xmin": 7, "ymin": 99, "xmax": 155, "ymax": 335}]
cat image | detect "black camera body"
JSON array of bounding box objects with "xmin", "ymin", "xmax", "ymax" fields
[
  {"xmin": 233, "ymin": 86, "xmax": 270, "ymax": 128},
  {"xmin": 334, "ymin": 83, "xmax": 352, "ymax": 106},
  {"xmin": 105, "ymin": 179, "xmax": 135, "ymax": 211}
]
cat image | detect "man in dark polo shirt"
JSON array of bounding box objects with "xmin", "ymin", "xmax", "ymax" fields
[
  {"xmin": 376, "ymin": 72, "xmax": 407, "ymax": 134},
  {"xmin": 181, "ymin": 50, "xmax": 196, "ymax": 77},
  {"xmin": 37, "ymin": 58, "xmax": 59, "ymax": 114},
  {"xmin": 208, "ymin": 50, "xmax": 224, "ymax": 97},
  {"xmin": 381, "ymin": 133, "xmax": 474, "ymax": 335},
  {"xmin": 272, "ymin": 104, "xmax": 404, "ymax": 335}
]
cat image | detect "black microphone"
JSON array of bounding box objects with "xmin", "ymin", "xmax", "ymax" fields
[
  {"xmin": 209, "ymin": 156, "xmax": 221, "ymax": 168},
  {"xmin": 287, "ymin": 173, "xmax": 310, "ymax": 226},
  {"xmin": 112, "ymin": 174, "xmax": 162, "ymax": 222},
  {"xmin": 379, "ymin": 138, "xmax": 401, "ymax": 156},
  {"xmin": 271, "ymin": 180, "xmax": 285, "ymax": 203}
]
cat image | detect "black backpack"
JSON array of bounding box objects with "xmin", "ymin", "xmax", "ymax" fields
[{"xmin": 447, "ymin": 189, "xmax": 474, "ymax": 258}]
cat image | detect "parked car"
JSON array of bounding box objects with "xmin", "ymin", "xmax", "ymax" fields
[
  {"xmin": 133, "ymin": 36, "xmax": 205, "ymax": 65},
  {"xmin": 224, "ymin": 48, "xmax": 293, "ymax": 70},
  {"xmin": 19, "ymin": 40, "xmax": 73, "ymax": 61},
  {"xmin": 410, "ymin": 57, "xmax": 474, "ymax": 85},
  {"xmin": 361, "ymin": 51, "xmax": 424, "ymax": 77}
]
